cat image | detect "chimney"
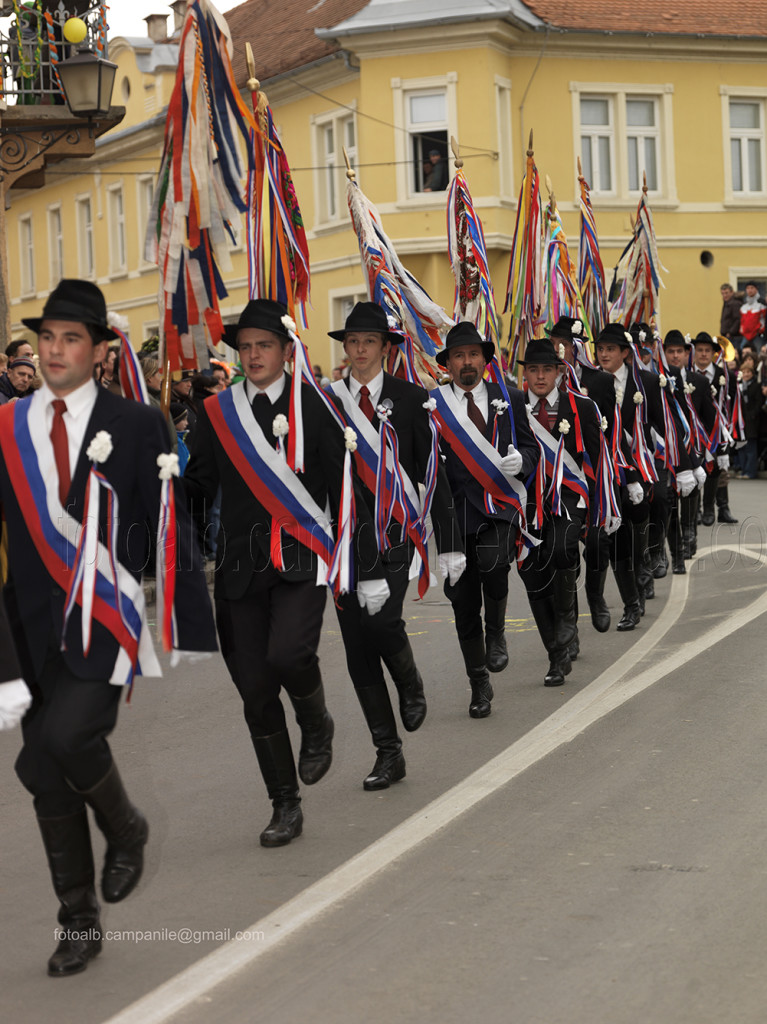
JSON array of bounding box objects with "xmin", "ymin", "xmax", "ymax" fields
[
  {"xmin": 170, "ymin": 1, "xmax": 188, "ymax": 33},
  {"xmin": 144, "ymin": 14, "xmax": 168, "ymax": 42}
]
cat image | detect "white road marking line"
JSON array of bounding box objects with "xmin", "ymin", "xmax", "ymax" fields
[{"xmin": 103, "ymin": 544, "xmax": 766, "ymax": 1024}]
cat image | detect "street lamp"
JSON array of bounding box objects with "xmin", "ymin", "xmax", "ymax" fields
[{"xmin": 57, "ymin": 48, "xmax": 117, "ymax": 120}]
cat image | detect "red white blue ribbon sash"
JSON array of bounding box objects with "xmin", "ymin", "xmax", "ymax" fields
[
  {"xmin": 527, "ymin": 410, "xmax": 590, "ymax": 518},
  {"xmin": 431, "ymin": 384, "xmax": 527, "ymax": 524},
  {"xmin": 205, "ymin": 384, "xmax": 338, "ymax": 586},
  {"xmin": 330, "ymin": 381, "xmax": 431, "ymax": 596},
  {"xmin": 0, "ymin": 399, "xmax": 160, "ymax": 686}
]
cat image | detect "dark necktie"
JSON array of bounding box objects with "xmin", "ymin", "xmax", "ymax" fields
[
  {"xmin": 50, "ymin": 399, "xmax": 70, "ymax": 507},
  {"xmin": 252, "ymin": 391, "xmax": 272, "ymax": 435},
  {"xmin": 465, "ymin": 391, "xmax": 486, "ymax": 433},
  {"xmin": 358, "ymin": 384, "xmax": 376, "ymax": 423},
  {"xmin": 536, "ymin": 400, "xmax": 551, "ymax": 432}
]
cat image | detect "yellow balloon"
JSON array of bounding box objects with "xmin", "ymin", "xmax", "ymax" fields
[{"xmin": 63, "ymin": 17, "xmax": 88, "ymax": 44}]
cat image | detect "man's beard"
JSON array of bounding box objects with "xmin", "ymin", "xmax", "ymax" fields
[{"xmin": 459, "ymin": 367, "xmax": 479, "ymax": 386}]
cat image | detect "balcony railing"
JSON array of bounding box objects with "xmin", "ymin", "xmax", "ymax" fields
[{"xmin": 0, "ymin": 2, "xmax": 109, "ymax": 106}]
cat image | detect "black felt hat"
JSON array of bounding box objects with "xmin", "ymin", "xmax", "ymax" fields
[
  {"xmin": 518, "ymin": 338, "xmax": 564, "ymax": 366},
  {"xmin": 22, "ymin": 279, "xmax": 118, "ymax": 341},
  {"xmin": 596, "ymin": 322, "xmax": 634, "ymax": 349},
  {"xmin": 435, "ymin": 321, "xmax": 495, "ymax": 367},
  {"xmin": 692, "ymin": 330, "xmax": 722, "ymax": 352},
  {"xmin": 328, "ymin": 302, "xmax": 401, "ymax": 343},
  {"xmin": 222, "ymin": 299, "xmax": 292, "ymax": 349},
  {"xmin": 546, "ymin": 316, "xmax": 585, "ymax": 342},
  {"xmin": 663, "ymin": 329, "xmax": 690, "ymax": 350}
]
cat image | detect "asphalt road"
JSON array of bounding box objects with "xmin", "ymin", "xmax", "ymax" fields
[{"xmin": 2, "ymin": 478, "xmax": 767, "ymax": 1024}]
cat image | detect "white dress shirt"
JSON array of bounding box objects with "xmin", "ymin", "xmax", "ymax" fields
[
  {"xmin": 349, "ymin": 369, "xmax": 384, "ymax": 411},
  {"xmin": 245, "ymin": 373, "xmax": 287, "ymax": 405},
  {"xmin": 612, "ymin": 362, "xmax": 629, "ymax": 402},
  {"xmin": 531, "ymin": 386, "xmax": 560, "ymax": 419},
  {"xmin": 452, "ymin": 379, "xmax": 489, "ymax": 422},
  {"xmin": 37, "ymin": 378, "xmax": 98, "ymax": 470}
]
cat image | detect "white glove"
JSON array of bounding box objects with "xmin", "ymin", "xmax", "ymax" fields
[
  {"xmin": 604, "ymin": 515, "xmax": 622, "ymax": 536},
  {"xmin": 0, "ymin": 679, "xmax": 33, "ymax": 731},
  {"xmin": 357, "ymin": 578, "xmax": 391, "ymax": 616},
  {"xmin": 170, "ymin": 650, "xmax": 214, "ymax": 669},
  {"xmin": 676, "ymin": 469, "xmax": 696, "ymax": 498},
  {"xmin": 693, "ymin": 465, "xmax": 706, "ymax": 488},
  {"xmin": 499, "ymin": 444, "xmax": 523, "ymax": 479},
  {"xmin": 717, "ymin": 454, "xmax": 730, "ymax": 471},
  {"xmin": 627, "ymin": 482, "xmax": 644, "ymax": 505},
  {"xmin": 438, "ymin": 551, "xmax": 467, "ymax": 586}
]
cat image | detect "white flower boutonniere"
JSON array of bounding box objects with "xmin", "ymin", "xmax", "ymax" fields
[
  {"xmin": 710, "ymin": 385, "xmax": 717, "ymax": 396},
  {"xmin": 558, "ymin": 343, "xmax": 566, "ymax": 359},
  {"xmin": 600, "ymin": 415, "xmax": 608, "ymax": 432},
  {"xmin": 738, "ymin": 370, "xmax": 743, "ymax": 381},
  {"xmin": 616, "ymin": 388, "xmax": 625, "ymax": 405},
  {"xmin": 633, "ymin": 392, "xmax": 644, "ymax": 405},
  {"xmin": 558, "ymin": 418, "xmax": 571, "ymax": 435},
  {"xmin": 422, "ymin": 397, "xmax": 437, "ymax": 412},
  {"xmin": 280, "ymin": 314, "xmax": 296, "ymax": 335},
  {"xmin": 718, "ymin": 375, "xmax": 726, "ymax": 387},
  {"xmin": 343, "ymin": 427, "xmax": 358, "ymax": 452},
  {"xmin": 491, "ymin": 398, "xmax": 509, "ymax": 415},
  {"xmin": 376, "ymin": 403, "xmax": 392, "ymax": 421},
  {"xmin": 272, "ymin": 414, "xmax": 289, "ymax": 438},
  {"xmin": 684, "ymin": 382, "xmax": 695, "ymax": 395},
  {"xmin": 572, "ymin": 319, "xmax": 583, "ymax": 336},
  {"xmin": 86, "ymin": 430, "xmax": 113, "ymax": 464},
  {"xmin": 157, "ymin": 452, "xmax": 179, "ymax": 480},
  {"xmin": 659, "ymin": 374, "xmax": 668, "ymax": 388}
]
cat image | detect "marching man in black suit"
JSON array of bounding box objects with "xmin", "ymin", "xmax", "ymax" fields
[
  {"xmin": 433, "ymin": 322, "xmax": 538, "ymax": 717},
  {"xmin": 183, "ymin": 299, "xmax": 387, "ymax": 847},
  {"xmin": 327, "ymin": 302, "xmax": 464, "ymax": 789},
  {"xmin": 0, "ymin": 280, "xmax": 217, "ymax": 977},
  {"xmin": 519, "ymin": 338, "xmax": 608, "ymax": 686}
]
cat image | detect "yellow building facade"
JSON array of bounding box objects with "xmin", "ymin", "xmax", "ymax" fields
[{"xmin": 6, "ymin": 2, "xmax": 767, "ymax": 373}]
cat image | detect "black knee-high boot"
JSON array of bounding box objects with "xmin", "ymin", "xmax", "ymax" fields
[
  {"xmin": 252, "ymin": 732, "xmax": 303, "ymax": 847},
  {"xmin": 37, "ymin": 810, "xmax": 102, "ymax": 977},
  {"xmin": 355, "ymin": 685, "xmax": 406, "ymax": 790}
]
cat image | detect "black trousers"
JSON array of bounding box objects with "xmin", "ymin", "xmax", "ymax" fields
[
  {"xmin": 15, "ymin": 649, "xmax": 121, "ymax": 818},
  {"xmin": 444, "ymin": 520, "xmax": 514, "ymax": 645},
  {"xmin": 216, "ymin": 573, "xmax": 327, "ymax": 739},
  {"xmin": 647, "ymin": 467, "xmax": 671, "ymax": 557},
  {"xmin": 519, "ymin": 507, "xmax": 585, "ymax": 600},
  {"xmin": 609, "ymin": 490, "xmax": 650, "ymax": 565},
  {"xmin": 335, "ymin": 551, "xmax": 411, "ymax": 692}
]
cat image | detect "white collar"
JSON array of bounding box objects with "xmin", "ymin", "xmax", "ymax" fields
[
  {"xmin": 37, "ymin": 377, "xmax": 97, "ymax": 419},
  {"xmin": 612, "ymin": 363, "xmax": 629, "ymax": 385},
  {"xmin": 349, "ymin": 368, "xmax": 384, "ymax": 399},
  {"xmin": 245, "ymin": 373, "xmax": 287, "ymax": 404},
  {"xmin": 452, "ymin": 378, "xmax": 486, "ymax": 401}
]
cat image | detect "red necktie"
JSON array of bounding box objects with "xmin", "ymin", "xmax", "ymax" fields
[
  {"xmin": 50, "ymin": 399, "xmax": 71, "ymax": 507},
  {"xmin": 465, "ymin": 391, "xmax": 486, "ymax": 433},
  {"xmin": 536, "ymin": 400, "xmax": 551, "ymax": 432},
  {"xmin": 358, "ymin": 385, "xmax": 376, "ymax": 423}
]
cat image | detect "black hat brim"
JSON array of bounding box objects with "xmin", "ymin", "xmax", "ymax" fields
[
  {"xmin": 328, "ymin": 326, "xmax": 401, "ymax": 344},
  {"xmin": 22, "ymin": 315, "xmax": 118, "ymax": 341},
  {"xmin": 435, "ymin": 340, "xmax": 495, "ymax": 367}
]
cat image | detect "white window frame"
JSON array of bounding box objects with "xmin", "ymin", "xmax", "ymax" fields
[
  {"xmin": 579, "ymin": 94, "xmax": 617, "ymax": 196},
  {"xmin": 107, "ymin": 183, "xmax": 127, "ymax": 276},
  {"xmin": 76, "ymin": 195, "xmax": 95, "ymax": 279},
  {"xmin": 495, "ymin": 76, "xmax": 514, "ymax": 201},
  {"xmin": 721, "ymin": 87, "xmax": 767, "ymax": 204},
  {"xmin": 18, "ymin": 214, "xmax": 35, "ymax": 296},
  {"xmin": 47, "ymin": 204, "xmax": 63, "ymax": 288},
  {"xmin": 311, "ymin": 104, "xmax": 357, "ymax": 230},
  {"xmin": 570, "ymin": 82, "xmax": 676, "ymax": 206},
  {"xmin": 391, "ymin": 72, "xmax": 458, "ymax": 204},
  {"xmin": 136, "ymin": 174, "xmax": 155, "ymax": 268}
]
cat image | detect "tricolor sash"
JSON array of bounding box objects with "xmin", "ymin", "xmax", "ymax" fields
[
  {"xmin": 205, "ymin": 384, "xmax": 338, "ymax": 587},
  {"xmin": 330, "ymin": 380, "xmax": 431, "ymax": 595},
  {"xmin": 432, "ymin": 384, "xmax": 527, "ymax": 523},
  {"xmin": 527, "ymin": 409, "xmax": 589, "ymax": 523},
  {"xmin": 0, "ymin": 399, "xmax": 160, "ymax": 686}
]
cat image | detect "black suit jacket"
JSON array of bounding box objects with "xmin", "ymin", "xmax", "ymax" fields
[
  {"xmin": 0, "ymin": 594, "xmax": 21, "ymax": 684},
  {"xmin": 340, "ymin": 373, "xmax": 461, "ymax": 556},
  {"xmin": 526, "ymin": 389, "xmax": 604, "ymax": 515},
  {"xmin": 184, "ymin": 376, "xmax": 382, "ymax": 600},
  {"xmin": 439, "ymin": 382, "xmax": 539, "ymax": 536},
  {"xmin": 0, "ymin": 388, "xmax": 217, "ymax": 683}
]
